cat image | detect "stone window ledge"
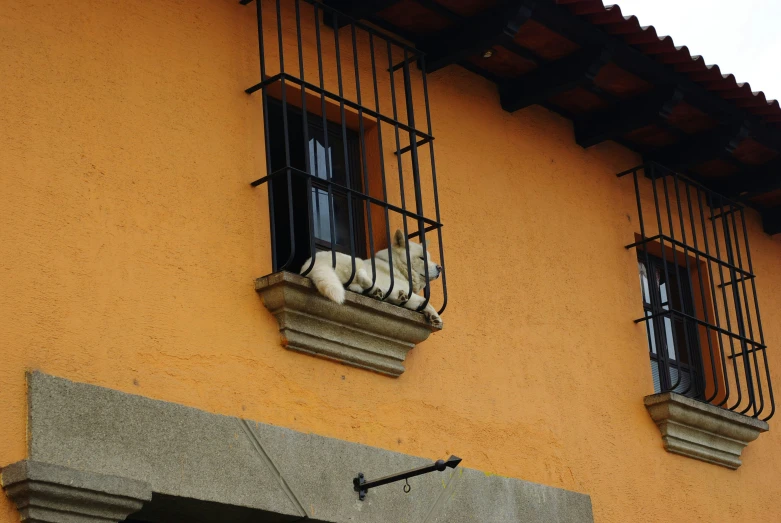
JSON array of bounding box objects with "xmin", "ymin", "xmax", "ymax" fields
[
  {"xmin": 644, "ymin": 392, "xmax": 769, "ymax": 469},
  {"xmin": 255, "ymin": 271, "xmax": 441, "ymax": 377}
]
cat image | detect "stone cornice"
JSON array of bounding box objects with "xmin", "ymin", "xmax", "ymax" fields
[
  {"xmin": 644, "ymin": 392, "xmax": 769, "ymax": 469},
  {"xmin": 255, "ymin": 271, "xmax": 440, "ymax": 376}
]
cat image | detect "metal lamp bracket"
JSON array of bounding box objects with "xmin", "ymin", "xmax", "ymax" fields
[{"xmin": 353, "ymin": 455, "xmax": 462, "ymax": 501}]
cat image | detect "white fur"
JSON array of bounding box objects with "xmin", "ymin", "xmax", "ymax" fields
[{"xmin": 300, "ymin": 229, "xmax": 443, "ymax": 327}]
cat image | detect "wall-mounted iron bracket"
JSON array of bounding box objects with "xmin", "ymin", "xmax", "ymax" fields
[{"xmin": 353, "ymin": 455, "xmax": 462, "ymax": 501}]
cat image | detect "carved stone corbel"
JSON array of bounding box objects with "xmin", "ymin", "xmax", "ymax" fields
[{"xmin": 1, "ymin": 460, "xmax": 152, "ymax": 523}]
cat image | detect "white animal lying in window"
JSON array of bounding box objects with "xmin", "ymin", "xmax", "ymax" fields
[{"xmin": 301, "ymin": 229, "xmax": 443, "ymax": 327}]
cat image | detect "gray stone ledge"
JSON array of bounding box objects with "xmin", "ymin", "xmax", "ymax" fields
[
  {"xmin": 1, "ymin": 460, "xmax": 152, "ymax": 523},
  {"xmin": 644, "ymin": 392, "xmax": 769, "ymax": 469},
  {"xmin": 255, "ymin": 271, "xmax": 440, "ymax": 377}
]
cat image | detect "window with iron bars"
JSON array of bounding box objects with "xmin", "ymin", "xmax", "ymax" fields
[
  {"xmin": 266, "ymin": 98, "xmax": 366, "ymax": 269},
  {"xmin": 620, "ymin": 163, "xmax": 774, "ymax": 421},
  {"xmin": 243, "ymin": 0, "xmax": 447, "ymax": 316},
  {"xmin": 638, "ymin": 252, "xmax": 705, "ymax": 398}
]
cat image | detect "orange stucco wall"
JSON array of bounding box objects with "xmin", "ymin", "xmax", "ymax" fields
[{"xmin": 2, "ymin": 1, "xmax": 781, "ymax": 522}]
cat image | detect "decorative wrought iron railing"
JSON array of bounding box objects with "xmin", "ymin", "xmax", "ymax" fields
[
  {"xmin": 242, "ymin": 0, "xmax": 446, "ymax": 315},
  {"xmin": 619, "ymin": 163, "xmax": 774, "ymax": 420}
]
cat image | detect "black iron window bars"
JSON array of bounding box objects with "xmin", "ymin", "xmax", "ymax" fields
[
  {"xmin": 242, "ymin": 0, "xmax": 447, "ymax": 316},
  {"xmin": 619, "ymin": 163, "xmax": 774, "ymax": 421}
]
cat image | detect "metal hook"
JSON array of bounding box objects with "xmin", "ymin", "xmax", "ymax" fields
[{"xmin": 403, "ymin": 478, "xmax": 411, "ymax": 494}]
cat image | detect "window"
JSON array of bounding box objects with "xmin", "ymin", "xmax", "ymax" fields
[
  {"xmin": 246, "ymin": 0, "xmax": 447, "ymax": 317},
  {"xmin": 267, "ymin": 99, "xmax": 366, "ymax": 271},
  {"xmin": 620, "ymin": 163, "xmax": 774, "ymax": 421},
  {"xmin": 246, "ymin": 0, "xmax": 447, "ymax": 377},
  {"xmin": 637, "ymin": 252, "xmax": 704, "ymax": 398}
]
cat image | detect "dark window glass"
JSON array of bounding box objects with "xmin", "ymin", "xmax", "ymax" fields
[
  {"xmin": 637, "ymin": 252, "xmax": 704, "ymax": 398},
  {"xmin": 267, "ymin": 99, "xmax": 365, "ymax": 271}
]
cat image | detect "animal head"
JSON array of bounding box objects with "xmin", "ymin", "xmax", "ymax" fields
[{"xmin": 390, "ymin": 229, "xmax": 442, "ymax": 291}]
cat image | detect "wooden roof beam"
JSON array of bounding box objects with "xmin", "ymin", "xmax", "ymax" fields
[
  {"xmin": 712, "ymin": 159, "xmax": 781, "ymax": 200},
  {"xmin": 499, "ymin": 47, "xmax": 611, "ymax": 113},
  {"xmin": 761, "ymin": 208, "xmax": 781, "ymax": 235},
  {"xmin": 420, "ymin": 1, "xmax": 535, "ymax": 73},
  {"xmin": 414, "ymin": 0, "xmax": 463, "ymax": 23},
  {"xmin": 322, "ymin": 0, "xmax": 401, "ymax": 28},
  {"xmin": 575, "ymin": 87, "xmax": 684, "ymax": 148},
  {"xmin": 648, "ymin": 124, "xmax": 751, "ymax": 171}
]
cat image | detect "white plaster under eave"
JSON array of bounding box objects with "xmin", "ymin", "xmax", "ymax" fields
[
  {"xmin": 644, "ymin": 392, "xmax": 769, "ymax": 469},
  {"xmin": 255, "ymin": 271, "xmax": 441, "ymax": 377}
]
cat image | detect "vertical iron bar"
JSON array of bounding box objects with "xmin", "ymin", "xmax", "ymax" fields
[
  {"xmin": 647, "ymin": 166, "xmax": 676, "ymax": 391},
  {"xmin": 719, "ymin": 197, "xmax": 753, "ymax": 414},
  {"xmin": 632, "ymin": 168, "xmax": 661, "ymax": 388},
  {"xmin": 739, "ymin": 208, "xmax": 775, "ymax": 420},
  {"xmin": 660, "ymin": 172, "xmax": 694, "ymax": 395},
  {"xmin": 333, "ymin": 10, "xmax": 358, "ymax": 286},
  {"xmin": 276, "ymin": 0, "xmax": 297, "ymax": 271},
  {"xmin": 671, "ymin": 173, "xmax": 704, "ymax": 398},
  {"xmin": 695, "ymin": 186, "xmax": 732, "ymax": 406},
  {"xmin": 686, "ymin": 184, "xmax": 722, "ymax": 404},
  {"xmin": 387, "ymin": 40, "xmax": 414, "ymax": 301},
  {"xmin": 710, "ymin": 191, "xmax": 743, "ymax": 408},
  {"xmin": 728, "ymin": 204, "xmax": 762, "ymax": 416},
  {"xmin": 351, "ymin": 21, "xmax": 377, "ymax": 292},
  {"xmin": 401, "ymin": 48, "xmax": 431, "ymax": 310},
  {"xmin": 368, "ymin": 33, "xmax": 395, "ymax": 300},
  {"xmin": 314, "ymin": 4, "xmax": 338, "ymax": 270},
  {"xmin": 296, "ymin": 0, "xmax": 318, "ymax": 277},
  {"xmin": 650, "ymin": 167, "xmax": 682, "ymax": 392},
  {"xmin": 255, "ymin": 0, "xmax": 279, "ymax": 271},
  {"xmin": 419, "ymin": 53, "xmax": 447, "ymax": 314},
  {"xmin": 709, "ymin": 193, "xmax": 743, "ymax": 411}
]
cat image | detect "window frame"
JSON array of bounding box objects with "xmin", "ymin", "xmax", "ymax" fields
[
  {"xmin": 638, "ymin": 251, "xmax": 706, "ymax": 399},
  {"xmin": 266, "ymin": 97, "xmax": 367, "ymax": 272}
]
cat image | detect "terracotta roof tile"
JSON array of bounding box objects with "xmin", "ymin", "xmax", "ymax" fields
[{"xmin": 556, "ymin": 0, "xmax": 781, "ymax": 128}]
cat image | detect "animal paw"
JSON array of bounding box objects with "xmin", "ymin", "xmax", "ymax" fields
[
  {"xmin": 424, "ymin": 311, "xmax": 443, "ymax": 328},
  {"xmin": 370, "ymin": 288, "xmax": 385, "ymax": 300},
  {"xmin": 397, "ymin": 289, "xmax": 409, "ymax": 302}
]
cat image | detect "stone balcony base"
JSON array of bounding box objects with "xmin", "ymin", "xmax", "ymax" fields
[
  {"xmin": 644, "ymin": 392, "xmax": 769, "ymax": 469},
  {"xmin": 255, "ymin": 272, "xmax": 440, "ymax": 377}
]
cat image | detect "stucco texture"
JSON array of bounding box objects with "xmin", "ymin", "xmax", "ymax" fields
[{"xmin": 2, "ymin": 1, "xmax": 781, "ymax": 522}]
